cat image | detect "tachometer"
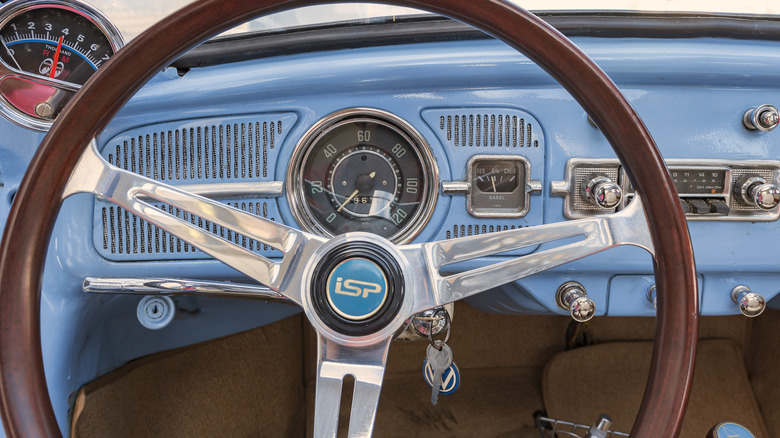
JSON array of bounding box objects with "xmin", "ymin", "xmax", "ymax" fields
[
  {"xmin": 288, "ymin": 109, "xmax": 437, "ymax": 243},
  {"xmin": 0, "ymin": 0, "xmax": 123, "ymax": 130}
]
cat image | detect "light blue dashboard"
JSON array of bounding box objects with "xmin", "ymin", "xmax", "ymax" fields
[{"xmin": 1, "ymin": 21, "xmax": 780, "ymax": 433}]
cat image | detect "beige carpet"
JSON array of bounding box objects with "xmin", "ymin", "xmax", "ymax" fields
[
  {"xmin": 543, "ymin": 339, "xmax": 769, "ymax": 437},
  {"xmin": 71, "ymin": 302, "xmax": 766, "ymax": 437}
]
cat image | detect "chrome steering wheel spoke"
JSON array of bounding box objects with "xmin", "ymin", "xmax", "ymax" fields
[
  {"xmin": 314, "ymin": 335, "xmax": 392, "ymax": 438},
  {"xmin": 62, "ymin": 139, "xmax": 327, "ymax": 304},
  {"xmin": 403, "ymin": 199, "xmax": 654, "ymax": 313}
]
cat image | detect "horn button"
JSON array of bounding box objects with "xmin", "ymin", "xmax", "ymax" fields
[{"xmin": 311, "ymin": 242, "xmax": 405, "ymax": 336}]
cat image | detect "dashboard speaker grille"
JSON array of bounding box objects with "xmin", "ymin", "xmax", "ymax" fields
[
  {"xmin": 444, "ymin": 223, "xmax": 524, "ymax": 239},
  {"xmin": 424, "ymin": 109, "xmax": 540, "ymax": 148},
  {"xmin": 93, "ymin": 113, "xmax": 297, "ymax": 261},
  {"xmin": 99, "ymin": 200, "xmax": 280, "ymax": 258}
]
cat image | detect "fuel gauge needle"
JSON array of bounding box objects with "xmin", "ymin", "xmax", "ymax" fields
[
  {"xmin": 50, "ymin": 36, "xmax": 63, "ymax": 79},
  {"xmin": 0, "ymin": 36, "xmax": 22, "ymax": 71}
]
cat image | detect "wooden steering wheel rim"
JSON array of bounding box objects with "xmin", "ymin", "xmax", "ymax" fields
[{"xmin": 0, "ymin": 1, "xmax": 698, "ymax": 436}]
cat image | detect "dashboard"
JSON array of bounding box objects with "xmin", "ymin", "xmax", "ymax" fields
[{"xmin": 1, "ymin": 1, "xmax": 780, "ymax": 434}]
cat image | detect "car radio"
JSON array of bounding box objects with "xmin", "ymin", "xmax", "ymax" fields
[{"xmin": 551, "ymin": 158, "xmax": 780, "ymax": 220}]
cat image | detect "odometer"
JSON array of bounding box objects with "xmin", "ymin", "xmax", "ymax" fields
[{"xmin": 288, "ymin": 109, "xmax": 437, "ymax": 243}]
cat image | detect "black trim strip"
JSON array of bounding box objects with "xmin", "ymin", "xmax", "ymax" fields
[{"xmin": 171, "ymin": 12, "xmax": 780, "ymax": 69}]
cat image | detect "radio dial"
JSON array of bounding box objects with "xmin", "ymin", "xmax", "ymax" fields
[
  {"xmin": 582, "ymin": 175, "xmax": 622, "ymax": 209},
  {"xmin": 738, "ymin": 176, "xmax": 780, "ymax": 210}
]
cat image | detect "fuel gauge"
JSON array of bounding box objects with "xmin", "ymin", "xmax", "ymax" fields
[
  {"xmin": 467, "ymin": 155, "xmax": 536, "ymax": 217},
  {"xmin": 475, "ymin": 161, "xmax": 520, "ymax": 193}
]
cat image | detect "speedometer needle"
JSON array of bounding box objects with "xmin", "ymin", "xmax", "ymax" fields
[
  {"xmin": 337, "ymin": 189, "xmax": 360, "ymax": 212},
  {"xmin": 337, "ymin": 171, "xmax": 376, "ymax": 212},
  {"xmin": 50, "ymin": 36, "xmax": 63, "ymax": 79}
]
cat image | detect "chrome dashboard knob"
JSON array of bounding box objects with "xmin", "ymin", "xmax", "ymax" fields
[
  {"xmin": 731, "ymin": 285, "xmax": 765, "ymax": 318},
  {"xmin": 581, "ymin": 175, "xmax": 622, "ymax": 209},
  {"xmin": 556, "ymin": 281, "xmax": 595, "ymax": 323},
  {"xmin": 737, "ymin": 176, "xmax": 780, "ymax": 210},
  {"xmin": 743, "ymin": 104, "xmax": 779, "ymax": 132}
]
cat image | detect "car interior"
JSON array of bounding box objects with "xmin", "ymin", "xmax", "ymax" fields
[{"xmin": 0, "ymin": 0, "xmax": 779, "ymax": 437}]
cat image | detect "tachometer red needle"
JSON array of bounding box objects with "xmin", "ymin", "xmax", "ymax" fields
[{"xmin": 49, "ymin": 36, "xmax": 63, "ymax": 79}]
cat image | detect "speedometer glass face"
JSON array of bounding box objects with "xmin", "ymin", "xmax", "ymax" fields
[
  {"xmin": 0, "ymin": 0, "xmax": 123, "ymax": 130},
  {"xmin": 288, "ymin": 110, "xmax": 437, "ymax": 243}
]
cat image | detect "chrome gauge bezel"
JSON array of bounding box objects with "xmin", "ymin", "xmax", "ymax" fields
[
  {"xmin": 287, "ymin": 108, "xmax": 438, "ymax": 244},
  {"xmin": 0, "ymin": 0, "xmax": 124, "ymax": 131}
]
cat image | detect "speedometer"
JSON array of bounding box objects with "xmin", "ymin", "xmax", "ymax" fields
[
  {"xmin": 288, "ymin": 109, "xmax": 438, "ymax": 243},
  {"xmin": 0, "ymin": 0, "xmax": 123, "ymax": 130}
]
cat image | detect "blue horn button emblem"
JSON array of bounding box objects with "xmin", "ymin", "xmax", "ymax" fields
[{"xmin": 326, "ymin": 257, "xmax": 389, "ymax": 321}]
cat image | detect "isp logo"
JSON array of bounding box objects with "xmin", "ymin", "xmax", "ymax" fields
[{"xmin": 326, "ymin": 258, "xmax": 388, "ymax": 321}]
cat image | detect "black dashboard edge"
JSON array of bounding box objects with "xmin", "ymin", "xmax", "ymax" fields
[{"xmin": 171, "ymin": 12, "xmax": 780, "ymax": 69}]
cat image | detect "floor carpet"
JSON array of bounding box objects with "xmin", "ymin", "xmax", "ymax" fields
[{"xmin": 71, "ymin": 302, "xmax": 766, "ymax": 437}]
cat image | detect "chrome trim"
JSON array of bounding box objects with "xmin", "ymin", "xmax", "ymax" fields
[
  {"xmin": 314, "ymin": 335, "xmax": 391, "ymax": 438},
  {"xmin": 285, "ymin": 108, "xmax": 438, "ymax": 244},
  {"xmin": 401, "ymin": 196, "xmax": 654, "ymax": 314},
  {"xmin": 553, "ymin": 158, "xmax": 780, "ymax": 221},
  {"xmin": 555, "ymin": 281, "xmax": 595, "ymax": 322},
  {"xmin": 82, "ymin": 277, "xmax": 292, "ymax": 303},
  {"xmin": 743, "ymin": 104, "xmax": 779, "ymax": 132},
  {"xmin": 0, "ymin": 0, "xmax": 124, "ymax": 130},
  {"xmin": 64, "ymin": 139, "xmax": 328, "ymax": 305},
  {"xmin": 440, "ymin": 180, "xmax": 470, "ymax": 195},
  {"xmin": 169, "ymin": 181, "xmax": 284, "ymax": 199},
  {"xmin": 646, "ymin": 285, "xmax": 657, "ymax": 309},
  {"xmin": 731, "ymin": 285, "xmax": 766, "ymax": 318}
]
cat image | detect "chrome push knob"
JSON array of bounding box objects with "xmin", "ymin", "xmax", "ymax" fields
[
  {"xmin": 737, "ymin": 176, "xmax": 780, "ymax": 210},
  {"xmin": 581, "ymin": 175, "xmax": 622, "ymax": 209},
  {"xmin": 556, "ymin": 281, "xmax": 595, "ymax": 322},
  {"xmin": 743, "ymin": 104, "xmax": 779, "ymax": 132},
  {"xmin": 731, "ymin": 285, "xmax": 765, "ymax": 318}
]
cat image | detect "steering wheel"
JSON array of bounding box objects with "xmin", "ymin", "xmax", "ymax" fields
[{"xmin": 0, "ymin": 0, "xmax": 698, "ymax": 437}]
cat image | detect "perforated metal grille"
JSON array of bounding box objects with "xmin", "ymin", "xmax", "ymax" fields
[
  {"xmin": 94, "ymin": 113, "xmax": 296, "ymax": 261},
  {"xmin": 98, "ymin": 200, "xmax": 280, "ymax": 258},
  {"xmin": 572, "ymin": 165, "xmax": 621, "ymax": 213},
  {"xmin": 105, "ymin": 121, "xmax": 283, "ymax": 180},
  {"xmin": 444, "ymin": 223, "xmax": 525, "ymax": 239},
  {"xmin": 437, "ymin": 113, "xmax": 538, "ymax": 148},
  {"xmin": 729, "ymin": 168, "xmax": 775, "ymax": 213}
]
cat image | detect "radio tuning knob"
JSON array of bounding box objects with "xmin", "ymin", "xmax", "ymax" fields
[
  {"xmin": 556, "ymin": 281, "xmax": 595, "ymax": 323},
  {"xmin": 731, "ymin": 285, "xmax": 765, "ymax": 318},
  {"xmin": 743, "ymin": 104, "xmax": 779, "ymax": 131},
  {"xmin": 737, "ymin": 176, "xmax": 780, "ymax": 210},
  {"xmin": 581, "ymin": 175, "xmax": 622, "ymax": 209}
]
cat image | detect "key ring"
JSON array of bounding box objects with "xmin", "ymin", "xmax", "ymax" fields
[{"xmin": 428, "ymin": 309, "xmax": 451, "ymax": 351}]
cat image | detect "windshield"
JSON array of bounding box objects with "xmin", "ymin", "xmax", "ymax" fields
[{"xmin": 90, "ymin": 0, "xmax": 780, "ymax": 41}]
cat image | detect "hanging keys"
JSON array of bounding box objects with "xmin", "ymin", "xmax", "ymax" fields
[{"xmin": 425, "ymin": 341, "xmax": 454, "ymax": 405}]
